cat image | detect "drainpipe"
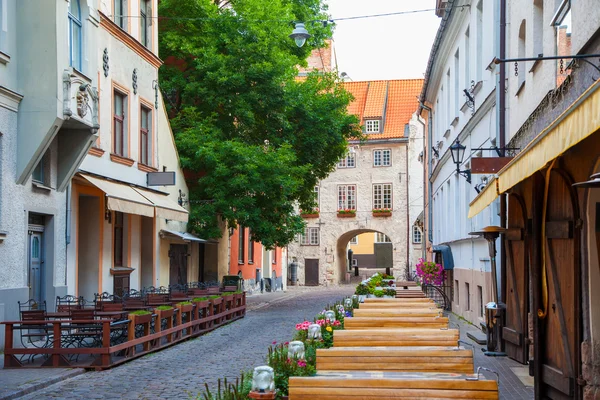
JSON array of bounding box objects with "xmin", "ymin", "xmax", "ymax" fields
[
  {"xmin": 65, "ymin": 183, "xmax": 71, "ymax": 287},
  {"xmin": 405, "ymin": 143, "xmax": 410, "ymax": 279},
  {"xmin": 497, "ymin": 0, "xmax": 507, "ymax": 306},
  {"xmin": 419, "ymin": 102, "xmax": 434, "ymax": 247}
]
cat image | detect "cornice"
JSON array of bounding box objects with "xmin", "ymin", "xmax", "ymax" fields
[
  {"xmin": 0, "ymin": 85, "xmax": 24, "ymax": 112},
  {"xmin": 99, "ymin": 12, "xmax": 163, "ymax": 69}
]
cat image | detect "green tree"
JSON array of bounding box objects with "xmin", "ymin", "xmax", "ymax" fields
[{"xmin": 159, "ymin": 0, "xmax": 362, "ymax": 248}]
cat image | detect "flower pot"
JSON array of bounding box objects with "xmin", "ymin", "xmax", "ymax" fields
[
  {"xmin": 301, "ymin": 213, "xmax": 319, "ymax": 218},
  {"xmin": 176, "ymin": 303, "xmax": 194, "ymax": 314},
  {"xmin": 358, "ymin": 295, "xmax": 366, "ymax": 303},
  {"xmin": 372, "ymin": 212, "xmax": 392, "ymax": 217},
  {"xmin": 155, "ymin": 308, "xmax": 175, "ymax": 319},
  {"xmin": 366, "ymin": 294, "xmax": 375, "ymax": 298},
  {"xmin": 192, "ymin": 300, "xmax": 210, "ymax": 309},
  {"xmin": 337, "ymin": 212, "xmax": 356, "ymax": 218},
  {"xmin": 129, "ymin": 312, "xmax": 153, "ymax": 325}
]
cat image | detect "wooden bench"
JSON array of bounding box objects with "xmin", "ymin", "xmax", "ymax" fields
[
  {"xmin": 334, "ymin": 328, "xmax": 459, "ymax": 347},
  {"xmin": 316, "ymin": 346, "xmax": 474, "ymax": 374},
  {"xmin": 345, "ymin": 316, "xmax": 448, "ymax": 330},
  {"xmin": 395, "ymin": 291, "xmax": 426, "ymax": 298},
  {"xmin": 359, "ymin": 302, "xmax": 439, "ymax": 309},
  {"xmin": 289, "ymin": 371, "xmax": 498, "ymax": 399},
  {"xmin": 353, "ymin": 309, "xmax": 442, "ymax": 318},
  {"xmin": 364, "ymin": 298, "xmax": 433, "ymax": 304}
]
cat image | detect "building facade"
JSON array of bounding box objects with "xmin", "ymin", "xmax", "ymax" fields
[
  {"xmin": 467, "ymin": 0, "xmax": 600, "ymax": 398},
  {"xmin": 420, "ymin": 0, "xmax": 501, "ymax": 327},
  {"xmin": 288, "ymin": 79, "xmax": 423, "ymax": 286}
]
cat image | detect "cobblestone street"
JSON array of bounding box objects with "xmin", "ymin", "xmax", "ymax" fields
[{"xmin": 18, "ymin": 287, "xmax": 354, "ymax": 400}]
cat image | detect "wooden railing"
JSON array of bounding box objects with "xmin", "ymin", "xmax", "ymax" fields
[{"xmin": 2, "ymin": 293, "xmax": 246, "ymax": 370}]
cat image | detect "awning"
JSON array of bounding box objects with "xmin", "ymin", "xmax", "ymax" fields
[
  {"xmin": 160, "ymin": 229, "xmax": 207, "ymax": 243},
  {"xmin": 469, "ymin": 77, "xmax": 600, "ymax": 218},
  {"xmin": 80, "ymin": 174, "xmax": 155, "ymax": 217},
  {"xmin": 432, "ymin": 245, "xmax": 454, "ymax": 270},
  {"xmin": 134, "ymin": 187, "xmax": 188, "ymax": 222}
]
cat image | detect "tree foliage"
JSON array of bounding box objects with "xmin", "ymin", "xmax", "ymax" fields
[{"xmin": 159, "ymin": 0, "xmax": 362, "ymax": 248}]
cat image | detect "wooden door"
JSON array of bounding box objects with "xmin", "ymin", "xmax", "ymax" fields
[
  {"xmin": 503, "ymin": 193, "xmax": 529, "ymax": 364},
  {"xmin": 169, "ymin": 244, "xmax": 188, "ymax": 286},
  {"xmin": 305, "ymin": 259, "xmax": 319, "ymax": 286},
  {"xmin": 113, "ymin": 275, "xmax": 130, "ymax": 297},
  {"xmin": 539, "ymin": 169, "xmax": 581, "ymax": 400}
]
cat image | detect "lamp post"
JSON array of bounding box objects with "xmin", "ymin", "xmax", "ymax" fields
[
  {"xmin": 289, "ymin": 23, "xmax": 311, "ymax": 48},
  {"xmin": 469, "ymin": 226, "xmax": 506, "ymax": 356},
  {"xmin": 450, "ymin": 140, "xmax": 472, "ymax": 184}
]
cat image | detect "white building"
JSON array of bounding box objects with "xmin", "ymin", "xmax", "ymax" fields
[
  {"xmin": 288, "ymin": 79, "xmax": 423, "ymax": 285},
  {"xmin": 420, "ymin": 0, "xmax": 501, "ymax": 326}
]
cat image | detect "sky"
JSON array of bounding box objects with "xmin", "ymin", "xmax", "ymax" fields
[{"xmin": 325, "ymin": 0, "xmax": 441, "ymax": 81}]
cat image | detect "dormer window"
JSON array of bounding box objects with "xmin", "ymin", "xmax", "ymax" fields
[{"xmin": 365, "ymin": 119, "xmax": 381, "ymax": 133}]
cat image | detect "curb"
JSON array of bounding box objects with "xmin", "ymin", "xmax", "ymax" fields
[{"xmin": 0, "ymin": 369, "xmax": 86, "ymax": 400}]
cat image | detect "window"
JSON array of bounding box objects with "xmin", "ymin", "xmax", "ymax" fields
[
  {"xmin": 32, "ymin": 160, "xmax": 44, "ymax": 184},
  {"xmin": 455, "ymin": 280, "xmax": 459, "ymax": 305},
  {"xmin": 140, "ymin": 0, "xmax": 150, "ymax": 48},
  {"xmin": 114, "ymin": 212, "xmax": 124, "ymax": 267},
  {"xmin": 313, "ymin": 186, "xmax": 320, "ymax": 208},
  {"xmin": 352, "ymin": 259, "xmax": 358, "ymax": 267},
  {"xmin": 446, "ymin": 70, "xmax": 451, "ymax": 125},
  {"xmin": 373, "ymin": 149, "xmax": 391, "ymax": 167},
  {"xmin": 465, "ymin": 283, "xmax": 471, "ymax": 311},
  {"xmin": 375, "ymin": 233, "xmax": 391, "ymax": 243},
  {"xmin": 478, "ymin": 285, "xmax": 484, "ymax": 317},
  {"xmin": 0, "ymin": 0, "xmax": 7, "ymax": 50},
  {"xmin": 517, "ymin": 20, "xmax": 527, "ymax": 89},
  {"xmin": 412, "ymin": 225, "xmax": 422, "ymax": 244},
  {"xmin": 476, "ymin": 1, "xmax": 483, "ymax": 82},
  {"xmin": 114, "ymin": 0, "xmax": 126, "ymax": 29},
  {"xmin": 301, "ymin": 227, "xmax": 319, "ymax": 245},
  {"xmin": 350, "ymin": 236, "xmax": 358, "ymax": 245},
  {"xmin": 68, "ymin": 0, "xmax": 82, "ymax": 71},
  {"xmin": 533, "ymin": 0, "xmax": 543, "ymax": 60},
  {"xmin": 365, "ymin": 119, "xmax": 380, "ymax": 133},
  {"xmin": 140, "ymin": 105, "xmax": 151, "ymax": 165},
  {"xmin": 454, "ymin": 50, "xmax": 460, "ymax": 117},
  {"xmin": 337, "ymin": 152, "xmax": 356, "ymax": 168},
  {"xmin": 373, "ymin": 183, "xmax": 392, "ymax": 210},
  {"xmin": 113, "ymin": 90, "xmax": 127, "ymax": 156},
  {"xmin": 272, "ymin": 249, "xmax": 276, "ymax": 264},
  {"xmin": 465, "ymin": 27, "xmax": 470, "ymax": 88},
  {"xmin": 338, "ymin": 185, "xmax": 356, "ymax": 210},
  {"xmin": 237, "ymin": 226, "xmax": 245, "ymax": 263},
  {"xmin": 248, "ymin": 228, "xmax": 254, "ymax": 263}
]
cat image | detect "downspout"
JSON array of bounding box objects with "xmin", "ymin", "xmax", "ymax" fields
[
  {"xmin": 405, "ymin": 143, "xmax": 410, "ymax": 279},
  {"xmin": 498, "ymin": 0, "xmax": 507, "ymax": 305},
  {"xmin": 65, "ymin": 183, "xmax": 71, "ymax": 286},
  {"xmin": 416, "ymin": 116, "xmax": 428, "ymax": 261},
  {"xmin": 419, "ymin": 102, "xmax": 434, "ymax": 245}
]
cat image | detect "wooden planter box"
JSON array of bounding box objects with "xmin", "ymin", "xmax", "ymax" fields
[
  {"xmin": 129, "ymin": 312, "xmax": 153, "ymax": 325},
  {"xmin": 373, "ymin": 212, "xmax": 392, "ymax": 217},
  {"xmin": 301, "ymin": 213, "xmax": 319, "ymax": 218},
  {"xmin": 176, "ymin": 303, "xmax": 194, "ymax": 314},
  {"xmin": 155, "ymin": 308, "xmax": 175, "ymax": 320},
  {"xmin": 337, "ymin": 212, "xmax": 356, "ymax": 218}
]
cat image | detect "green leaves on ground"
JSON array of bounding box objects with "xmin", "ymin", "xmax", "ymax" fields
[{"xmin": 159, "ymin": 0, "xmax": 362, "ymax": 247}]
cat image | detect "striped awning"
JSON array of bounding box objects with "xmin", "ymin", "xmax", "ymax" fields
[{"xmin": 469, "ymin": 77, "xmax": 600, "ymax": 218}]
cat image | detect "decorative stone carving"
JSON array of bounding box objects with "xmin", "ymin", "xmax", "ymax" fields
[
  {"xmin": 288, "ymin": 341, "xmax": 305, "ymax": 360},
  {"xmin": 324, "ymin": 310, "xmax": 336, "ymax": 322},
  {"xmin": 77, "ymin": 90, "xmax": 89, "ymax": 118},
  {"xmin": 308, "ymin": 323, "xmax": 322, "ymax": 339},
  {"xmin": 251, "ymin": 366, "xmax": 275, "ymax": 392},
  {"xmin": 132, "ymin": 69, "xmax": 138, "ymax": 95},
  {"xmin": 103, "ymin": 48, "xmax": 109, "ymax": 77}
]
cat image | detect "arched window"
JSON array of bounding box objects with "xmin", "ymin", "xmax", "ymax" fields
[
  {"xmin": 68, "ymin": 0, "xmax": 82, "ymax": 70},
  {"xmin": 518, "ymin": 20, "xmax": 527, "ymax": 89},
  {"xmin": 412, "ymin": 225, "xmax": 423, "ymax": 244}
]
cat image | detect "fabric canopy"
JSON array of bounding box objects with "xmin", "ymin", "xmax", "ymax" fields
[
  {"xmin": 134, "ymin": 188, "xmax": 189, "ymax": 222},
  {"xmin": 80, "ymin": 174, "xmax": 155, "ymax": 217},
  {"xmin": 432, "ymin": 245, "xmax": 454, "ymax": 270},
  {"xmin": 468, "ymin": 77, "xmax": 600, "ymax": 218},
  {"xmin": 160, "ymin": 229, "xmax": 206, "ymax": 243}
]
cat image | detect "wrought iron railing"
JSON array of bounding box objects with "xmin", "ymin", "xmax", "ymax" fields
[{"xmin": 421, "ymin": 284, "xmax": 452, "ymax": 311}]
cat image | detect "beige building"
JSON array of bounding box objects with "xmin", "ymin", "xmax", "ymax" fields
[{"xmin": 288, "ymin": 79, "xmax": 424, "ymax": 285}]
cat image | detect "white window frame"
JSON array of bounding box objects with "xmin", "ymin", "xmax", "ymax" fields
[
  {"xmin": 338, "ymin": 185, "xmax": 357, "ymax": 211},
  {"xmin": 375, "ymin": 233, "xmax": 391, "ymax": 243},
  {"xmin": 373, "ymin": 149, "xmax": 391, "ymax": 167},
  {"xmin": 373, "ymin": 183, "xmax": 392, "ymax": 210},
  {"xmin": 337, "ymin": 152, "xmax": 356, "ymax": 168},
  {"xmin": 313, "ymin": 186, "xmax": 320, "ymax": 208},
  {"xmin": 68, "ymin": 0, "xmax": 83, "ymax": 71},
  {"xmin": 412, "ymin": 225, "xmax": 423, "ymax": 244},
  {"xmin": 300, "ymin": 227, "xmax": 319, "ymax": 246},
  {"xmin": 365, "ymin": 119, "xmax": 380, "ymax": 133},
  {"xmin": 350, "ymin": 236, "xmax": 358, "ymax": 245},
  {"xmin": 352, "ymin": 259, "xmax": 358, "ymax": 267}
]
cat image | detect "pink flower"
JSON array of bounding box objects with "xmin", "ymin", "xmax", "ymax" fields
[
  {"xmin": 272, "ymin": 341, "xmax": 277, "ymax": 344},
  {"xmin": 297, "ymin": 360, "xmax": 307, "ymax": 367}
]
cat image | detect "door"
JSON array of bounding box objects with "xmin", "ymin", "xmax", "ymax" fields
[
  {"xmin": 305, "ymin": 259, "xmax": 319, "ymax": 286},
  {"xmin": 539, "ymin": 169, "xmax": 581, "ymax": 400},
  {"xmin": 113, "ymin": 275, "xmax": 130, "ymax": 297},
  {"xmin": 169, "ymin": 244, "xmax": 188, "ymax": 286},
  {"xmin": 503, "ymin": 193, "xmax": 529, "ymax": 364},
  {"xmin": 28, "ymin": 231, "xmax": 43, "ymax": 303}
]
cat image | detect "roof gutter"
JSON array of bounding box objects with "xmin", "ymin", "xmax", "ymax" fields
[{"xmin": 418, "ymin": 0, "xmax": 456, "ymax": 115}]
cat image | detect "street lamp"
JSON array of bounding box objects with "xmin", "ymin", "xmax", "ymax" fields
[
  {"xmin": 289, "ymin": 23, "xmax": 311, "ymax": 48},
  {"xmin": 450, "ymin": 140, "xmax": 472, "ymax": 183},
  {"xmin": 573, "ymin": 172, "xmax": 600, "ymax": 188}
]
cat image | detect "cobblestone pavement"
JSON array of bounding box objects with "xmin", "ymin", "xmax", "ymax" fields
[{"xmin": 19, "ymin": 286, "xmax": 354, "ymax": 400}]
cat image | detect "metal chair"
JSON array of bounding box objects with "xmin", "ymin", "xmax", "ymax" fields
[{"xmin": 56, "ymin": 295, "xmax": 82, "ymax": 312}]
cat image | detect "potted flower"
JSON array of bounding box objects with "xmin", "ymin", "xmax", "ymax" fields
[
  {"xmin": 128, "ymin": 309, "xmax": 153, "ymax": 325},
  {"xmin": 354, "ymin": 283, "xmax": 369, "ymax": 302},
  {"xmin": 372, "ymin": 208, "xmax": 392, "ymax": 217},
  {"xmin": 175, "ymin": 301, "xmax": 194, "ymax": 314},
  {"xmin": 373, "ymin": 289, "xmax": 385, "ymax": 298},
  {"xmin": 300, "ymin": 207, "xmax": 320, "ymax": 218},
  {"xmin": 337, "ymin": 208, "xmax": 356, "ymax": 218},
  {"xmin": 415, "ymin": 258, "xmax": 445, "ymax": 286},
  {"xmin": 383, "ymin": 288, "xmax": 396, "ymax": 298},
  {"xmin": 154, "ymin": 305, "xmax": 175, "ymax": 320}
]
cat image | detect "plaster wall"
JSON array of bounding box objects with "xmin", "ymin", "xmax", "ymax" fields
[
  {"xmin": 288, "ymin": 128, "xmax": 416, "ymax": 285},
  {"xmin": 77, "ymin": 196, "xmax": 100, "ymax": 300},
  {"xmin": 407, "ymin": 113, "xmax": 425, "ymax": 269}
]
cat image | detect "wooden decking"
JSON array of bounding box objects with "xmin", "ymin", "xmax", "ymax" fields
[{"xmin": 289, "ymin": 288, "xmax": 498, "ymax": 399}]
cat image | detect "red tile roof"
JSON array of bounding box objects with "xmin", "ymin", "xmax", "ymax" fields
[{"xmin": 343, "ymin": 79, "xmax": 423, "ymax": 140}]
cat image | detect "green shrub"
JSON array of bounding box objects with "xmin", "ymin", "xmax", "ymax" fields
[
  {"xmin": 384, "ymin": 288, "xmax": 396, "ymax": 297},
  {"xmin": 208, "ymin": 295, "xmax": 221, "ymax": 299},
  {"xmin": 129, "ymin": 310, "xmax": 152, "ymax": 316},
  {"xmin": 354, "ymin": 284, "xmax": 369, "ymax": 295},
  {"xmin": 176, "ymin": 301, "xmax": 192, "ymax": 306},
  {"xmin": 156, "ymin": 305, "xmax": 173, "ymax": 311},
  {"xmin": 192, "ymin": 297, "xmax": 209, "ymax": 302},
  {"xmin": 373, "ymin": 290, "xmax": 384, "ymax": 298}
]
